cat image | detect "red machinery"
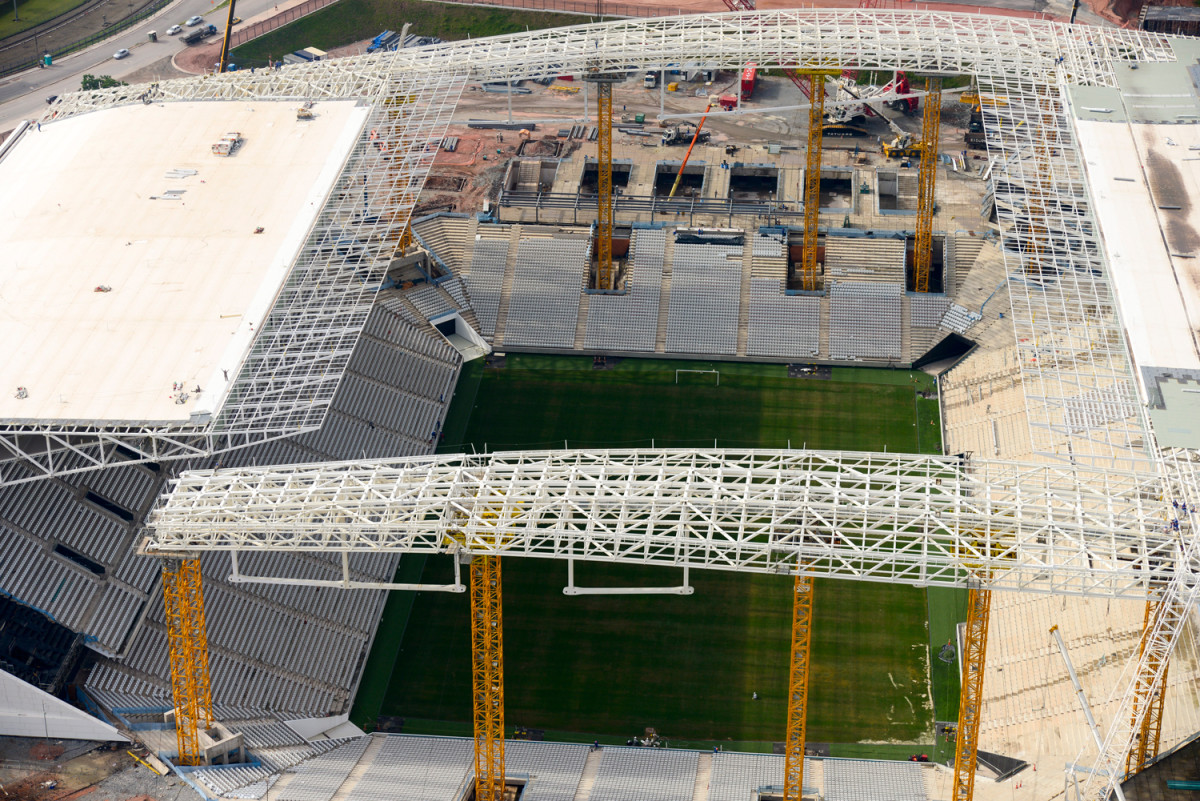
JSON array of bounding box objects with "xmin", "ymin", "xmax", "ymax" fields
[{"xmin": 740, "ymin": 63, "xmax": 757, "ymax": 100}]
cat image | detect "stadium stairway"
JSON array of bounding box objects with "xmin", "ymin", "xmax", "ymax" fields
[
  {"xmin": 897, "ymin": 172, "xmax": 919, "ymax": 211},
  {"xmin": 818, "ymin": 291, "xmax": 831, "ymax": 359},
  {"xmin": 574, "ymin": 291, "xmax": 591, "ymax": 349},
  {"xmin": 736, "ymin": 247, "xmax": 754, "ymax": 356},
  {"xmin": 900, "ymin": 291, "xmax": 913, "ymax": 362},
  {"xmin": 571, "ymin": 747, "xmax": 604, "ymax": 801},
  {"xmin": 492, "ymin": 225, "xmax": 524, "ymax": 347},
  {"xmin": 907, "ymin": 302, "xmax": 950, "ymax": 359},
  {"xmin": 654, "ymin": 233, "xmax": 677, "ymax": 353},
  {"xmin": 691, "ymin": 752, "xmax": 713, "ymax": 801}
]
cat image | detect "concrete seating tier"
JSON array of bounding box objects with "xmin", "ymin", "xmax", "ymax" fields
[
  {"xmin": 665, "ymin": 242, "xmax": 742, "ymax": 356},
  {"xmin": 584, "ymin": 228, "xmax": 666, "ymax": 352}
]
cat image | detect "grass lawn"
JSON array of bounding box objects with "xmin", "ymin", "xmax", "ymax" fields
[
  {"xmin": 230, "ymin": 0, "xmax": 596, "ymax": 66},
  {"xmin": 361, "ymin": 355, "xmax": 949, "ymax": 746},
  {"xmin": 0, "ymin": 0, "xmax": 90, "ymax": 40}
]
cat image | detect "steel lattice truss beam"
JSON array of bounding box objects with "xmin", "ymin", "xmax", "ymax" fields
[
  {"xmin": 40, "ymin": 10, "xmax": 1175, "ymax": 475},
  {"xmin": 143, "ymin": 448, "xmax": 1195, "ymax": 600},
  {"xmin": 142, "ymin": 447, "xmax": 1200, "ymax": 800}
]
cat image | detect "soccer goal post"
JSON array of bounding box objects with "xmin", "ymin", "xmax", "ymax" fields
[{"xmin": 675, "ymin": 369, "xmax": 719, "ymax": 386}]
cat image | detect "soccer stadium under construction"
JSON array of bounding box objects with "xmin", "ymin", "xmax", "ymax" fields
[{"xmin": 3, "ymin": 8, "xmax": 1200, "ymax": 801}]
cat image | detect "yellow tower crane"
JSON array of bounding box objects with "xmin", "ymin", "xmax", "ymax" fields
[
  {"xmin": 913, "ymin": 76, "xmax": 942, "ymax": 294},
  {"xmin": 162, "ymin": 558, "xmax": 213, "ymax": 766},
  {"xmin": 587, "ymin": 71, "xmax": 620, "ymax": 291},
  {"xmin": 800, "ymin": 70, "xmax": 839, "ymax": 292},
  {"xmin": 471, "ymin": 555, "xmax": 506, "ymax": 801},
  {"xmin": 1126, "ymin": 600, "xmax": 1169, "ymax": 777},
  {"xmin": 952, "ymin": 585, "xmax": 991, "ymax": 801},
  {"xmin": 783, "ymin": 573, "xmax": 814, "ymax": 801},
  {"xmin": 216, "ymin": 0, "xmax": 238, "ymax": 73}
]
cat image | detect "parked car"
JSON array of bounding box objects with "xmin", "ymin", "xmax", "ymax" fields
[
  {"xmin": 230, "ymin": 16, "xmax": 241, "ymax": 23},
  {"xmin": 185, "ymin": 15, "xmax": 203, "ymax": 25},
  {"xmin": 166, "ymin": 24, "xmax": 182, "ymax": 35},
  {"xmin": 113, "ymin": 48, "xmax": 130, "ymax": 59},
  {"xmin": 45, "ymin": 94, "xmax": 58, "ymax": 104}
]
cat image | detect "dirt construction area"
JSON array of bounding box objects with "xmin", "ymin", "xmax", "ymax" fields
[{"xmin": 0, "ymin": 737, "xmax": 192, "ymax": 801}]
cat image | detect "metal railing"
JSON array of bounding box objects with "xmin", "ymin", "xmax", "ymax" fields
[{"xmin": 228, "ymin": 0, "xmax": 340, "ymax": 49}]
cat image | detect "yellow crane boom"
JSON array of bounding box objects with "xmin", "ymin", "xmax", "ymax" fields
[
  {"xmin": 1126, "ymin": 600, "xmax": 1169, "ymax": 777},
  {"xmin": 668, "ymin": 99, "xmax": 717, "ymax": 199}
]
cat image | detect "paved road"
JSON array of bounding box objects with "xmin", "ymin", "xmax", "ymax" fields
[{"xmin": 0, "ymin": 0, "xmax": 291, "ymax": 132}]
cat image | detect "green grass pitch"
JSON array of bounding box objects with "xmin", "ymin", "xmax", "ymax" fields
[{"xmin": 356, "ymin": 355, "xmax": 956, "ymax": 749}]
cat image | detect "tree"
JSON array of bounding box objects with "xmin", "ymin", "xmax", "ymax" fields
[{"xmin": 80, "ymin": 74, "xmax": 127, "ymax": 91}]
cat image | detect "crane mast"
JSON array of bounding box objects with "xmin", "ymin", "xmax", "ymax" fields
[
  {"xmin": 1125, "ymin": 600, "xmax": 1169, "ymax": 777},
  {"xmin": 800, "ymin": 70, "xmax": 838, "ymax": 292},
  {"xmin": 471, "ymin": 555, "xmax": 506, "ymax": 801},
  {"xmin": 163, "ymin": 558, "xmax": 213, "ymax": 766},
  {"xmin": 587, "ymin": 71, "xmax": 619, "ymax": 291},
  {"xmin": 952, "ymin": 586, "xmax": 990, "ymax": 801},
  {"xmin": 783, "ymin": 574, "xmax": 814, "ymax": 801},
  {"xmin": 913, "ymin": 76, "xmax": 942, "ymax": 293}
]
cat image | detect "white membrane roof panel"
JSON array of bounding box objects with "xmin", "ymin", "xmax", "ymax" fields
[
  {"xmin": 1076, "ymin": 119, "xmax": 1200, "ymax": 394},
  {"xmin": 0, "ymin": 99, "xmax": 368, "ymax": 425}
]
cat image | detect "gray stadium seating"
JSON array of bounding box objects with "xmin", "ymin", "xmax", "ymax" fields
[
  {"xmin": 829, "ymin": 281, "xmax": 903, "ymax": 361},
  {"xmin": 590, "ymin": 747, "xmax": 698, "ymax": 801},
  {"xmin": 584, "ymin": 228, "xmax": 666, "ymax": 352},
  {"xmin": 665, "ymin": 242, "xmax": 742, "ymax": 356},
  {"xmin": 503, "ymin": 236, "xmax": 589, "ymax": 349},
  {"xmin": 746, "ymin": 278, "xmax": 820, "ymax": 359},
  {"xmin": 825, "ymin": 759, "xmax": 927, "ymax": 801},
  {"xmin": 463, "ymin": 234, "xmax": 511, "ymax": 336}
]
